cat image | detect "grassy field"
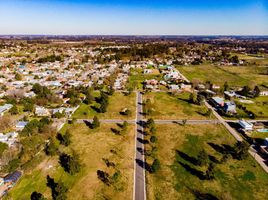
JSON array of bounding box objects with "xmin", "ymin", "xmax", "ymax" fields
[
  {"xmin": 127, "ymin": 68, "xmax": 163, "ymax": 90},
  {"xmin": 177, "ymin": 64, "xmax": 268, "ymax": 87},
  {"xmin": 7, "ymin": 123, "xmax": 135, "ymax": 200},
  {"xmin": 143, "ymin": 92, "xmax": 211, "ymax": 120},
  {"xmin": 239, "ymin": 96, "xmax": 268, "ymax": 119},
  {"xmin": 146, "ymin": 124, "xmax": 268, "ymax": 200},
  {"xmin": 72, "ymin": 92, "xmax": 136, "ymax": 119}
]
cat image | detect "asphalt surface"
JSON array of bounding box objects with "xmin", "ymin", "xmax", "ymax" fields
[{"xmin": 134, "ymin": 92, "xmax": 146, "ymax": 200}]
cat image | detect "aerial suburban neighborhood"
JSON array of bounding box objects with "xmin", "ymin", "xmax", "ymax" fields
[
  {"xmin": 1, "ymin": 0, "xmax": 268, "ymax": 200},
  {"xmin": 0, "ymin": 35, "xmax": 267, "ymax": 200}
]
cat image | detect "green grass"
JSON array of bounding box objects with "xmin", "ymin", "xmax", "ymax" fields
[
  {"xmin": 72, "ymin": 92, "xmax": 136, "ymax": 119},
  {"xmin": 240, "ymin": 96, "xmax": 268, "ymax": 119},
  {"xmin": 7, "ymin": 123, "xmax": 135, "ymax": 200},
  {"xmin": 177, "ymin": 64, "xmax": 268, "ymax": 87},
  {"xmin": 146, "ymin": 124, "xmax": 268, "ymax": 200},
  {"xmin": 127, "ymin": 68, "xmax": 163, "ymax": 90},
  {"xmin": 143, "ymin": 92, "xmax": 211, "ymax": 120}
]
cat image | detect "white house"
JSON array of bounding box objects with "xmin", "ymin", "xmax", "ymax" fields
[
  {"xmin": 15, "ymin": 121, "xmax": 28, "ymax": 131},
  {"xmin": 35, "ymin": 106, "xmax": 50, "ymax": 117},
  {"xmin": 239, "ymin": 120, "xmax": 253, "ymax": 131},
  {"xmin": 0, "ymin": 104, "xmax": 13, "ymax": 116}
]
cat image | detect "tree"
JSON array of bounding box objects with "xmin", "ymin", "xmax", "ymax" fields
[
  {"xmin": 253, "ymin": 86, "xmax": 260, "ymax": 97},
  {"xmin": 189, "ymin": 93, "xmax": 197, "ymax": 104},
  {"xmin": 45, "ymin": 139, "xmax": 58, "ymax": 156},
  {"xmin": 234, "ymin": 141, "xmax": 249, "ymax": 160},
  {"xmin": 31, "ymin": 191, "xmax": 46, "ymax": 200},
  {"xmin": 97, "ymin": 170, "xmax": 110, "ymax": 185},
  {"xmin": 151, "ymin": 159, "xmax": 160, "ymax": 173},
  {"xmin": 91, "ymin": 116, "xmax": 100, "ymax": 129},
  {"xmin": 9, "ymin": 105, "xmax": 19, "ymax": 115},
  {"xmin": 46, "ymin": 176, "xmax": 68, "ymax": 200},
  {"xmin": 205, "ymin": 163, "xmax": 216, "ymax": 180},
  {"xmin": 0, "ymin": 142, "xmax": 8, "ymax": 157},
  {"xmin": 15, "ymin": 73, "xmax": 22, "ymax": 80},
  {"xmin": 197, "ymin": 94, "xmax": 205, "ymax": 105},
  {"xmin": 57, "ymin": 130, "xmax": 71, "ymax": 146},
  {"xmin": 181, "ymin": 119, "xmax": 187, "ymax": 126},
  {"xmin": 121, "ymin": 121, "xmax": 129, "ymax": 134},
  {"xmin": 223, "ymin": 81, "xmax": 229, "ymax": 91},
  {"xmin": 197, "ymin": 150, "xmax": 209, "ymax": 166},
  {"xmin": 206, "ymin": 108, "xmax": 213, "ymax": 118},
  {"xmin": 240, "ymin": 85, "xmax": 251, "ymax": 97},
  {"xmin": 59, "ymin": 152, "xmax": 81, "ymax": 175}
]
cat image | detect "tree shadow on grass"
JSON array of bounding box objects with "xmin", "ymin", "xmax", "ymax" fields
[
  {"xmin": 178, "ymin": 161, "xmax": 206, "ymax": 180},
  {"xmin": 111, "ymin": 128, "xmax": 121, "ymax": 135},
  {"xmin": 208, "ymin": 142, "xmax": 234, "ymax": 155},
  {"xmin": 176, "ymin": 150, "xmax": 199, "ymax": 166},
  {"xmin": 208, "ymin": 155, "xmax": 221, "ymax": 164},
  {"xmin": 189, "ymin": 188, "xmax": 219, "ymax": 200},
  {"xmin": 90, "ymin": 105, "xmax": 100, "ymax": 113}
]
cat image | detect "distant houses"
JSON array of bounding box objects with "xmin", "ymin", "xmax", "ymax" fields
[{"xmin": 0, "ymin": 104, "xmax": 13, "ymax": 116}]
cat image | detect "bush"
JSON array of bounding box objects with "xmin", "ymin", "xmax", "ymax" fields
[{"xmin": 151, "ymin": 159, "xmax": 160, "ymax": 173}]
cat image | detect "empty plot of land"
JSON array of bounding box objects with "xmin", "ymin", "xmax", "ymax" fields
[
  {"xmin": 146, "ymin": 124, "xmax": 268, "ymax": 200},
  {"xmin": 143, "ymin": 92, "xmax": 210, "ymax": 120},
  {"xmin": 72, "ymin": 92, "xmax": 136, "ymax": 119},
  {"xmin": 177, "ymin": 65, "xmax": 268, "ymax": 86},
  {"xmin": 8, "ymin": 123, "xmax": 135, "ymax": 200}
]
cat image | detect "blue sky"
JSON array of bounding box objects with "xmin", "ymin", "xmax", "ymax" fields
[{"xmin": 0, "ymin": 0, "xmax": 267, "ymax": 35}]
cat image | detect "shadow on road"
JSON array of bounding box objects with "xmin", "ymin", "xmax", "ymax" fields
[
  {"xmin": 136, "ymin": 159, "xmax": 151, "ymax": 172},
  {"xmin": 137, "ymin": 137, "xmax": 149, "ymax": 144}
]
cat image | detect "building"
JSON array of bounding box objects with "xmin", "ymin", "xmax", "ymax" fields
[
  {"xmin": 0, "ymin": 132, "xmax": 18, "ymax": 147},
  {"xmin": 211, "ymin": 97, "xmax": 225, "ymax": 107},
  {"xmin": 15, "ymin": 121, "xmax": 28, "ymax": 131},
  {"xmin": 260, "ymin": 91, "xmax": 268, "ymax": 96},
  {"xmin": 0, "ymin": 104, "xmax": 13, "ymax": 116},
  {"xmin": 239, "ymin": 120, "xmax": 253, "ymax": 131},
  {"xmin": 35, "ymin": 106, "xmax": 50, "ymax": 117},
  {"xmin": 223, "ymin": 102, "xmax": 236, "ymax": 113}
]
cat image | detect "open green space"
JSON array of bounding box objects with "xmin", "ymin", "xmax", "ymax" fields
[
  {"xmin": 237, "ymin": 96, "xmax": 268, "ymax": 119},
  {"xmin": 72, "ymin": 92, "xmax": 136, "ymax": 119},
  {"xmin": 177, "ymin": 64, "xmax": 268, "ymax": 87},
  {"xmin": 143, "ymin": 92, "xmax": 211, "ymax": 120},
  {"xmin": 127, "ymin": 68, "xmax": 163, "ymax": 90},
  {"xmin": 146, "ymin": 124, "xmax": 268, "ymax": 200},
  {"xmin": 7, "ymin": 123, "xmax": 135, "ymax": 200}
]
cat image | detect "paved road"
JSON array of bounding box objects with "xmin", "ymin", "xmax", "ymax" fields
[
  {"xmin": 205, "ymin": 102, "xmax": 243, "ymax": 141},
  {"xmin": 134, "ymin": 92, "xmax": 146, "ymax": 200}
]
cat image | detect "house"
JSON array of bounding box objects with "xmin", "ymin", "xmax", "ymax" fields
[
  {"xmin": 180, "ymin": 83, "xmax": 192, "ymax": 91},
  {"xmin": 35, "ymin": 106, "xmax": 50, "ymax": 117},
  {"xmin": 0, "ymin": 132, "xmax": 18, "ymax": 147},
  {"xmin": 260, "ymin": 91, "xmax": 268, "ymax": 96},
  {"xmin": 15, "ymin": 121, "xmax": 28, "ymax": 131},
  {"xmin": 169, "ymin": 84, "xmax": 180, "ymax": 91},
  {"xmin": 223, "ymin": 102, "xmax": 236, "ymax": 113},
  {"xmin": 211, "ymin": 97, "xmax": 225, "ymax": 107},
  {"xmin": 0, "ymin": 104, "xmax": 13, "ymax": 116},
  {"xmin": 4, "ymin": 171, "xmax": 22, "ymax": 185},
  {"xmin": 239, "ymin": 120, "xmax": 253, "ymax": 131}
]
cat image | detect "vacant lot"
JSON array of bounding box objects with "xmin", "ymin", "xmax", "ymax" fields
[
  {"xmin": 72, "ymin": 92, "xmax": 136, "ymax": 120},
  {"xmin": 177, "ymin": 65, "xmax": 268, "ymax": 87},
  {"xmin": 7, "ymin": 123, "xmax": 135, "ymax": 200},
  {"xmin": 239, "ymin": 96, "xmax": 268, "ymax": 119},
  {"xmin": 146, "ymin": 124, "xmax": 268, "ymax": 200},
  {"xmin": 143, "ymin": 92, "xmax": 210, "ymax": 120},
  {"xmin": 127, "ymin": 68, "xmax": 163, "ymax": 90}
]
